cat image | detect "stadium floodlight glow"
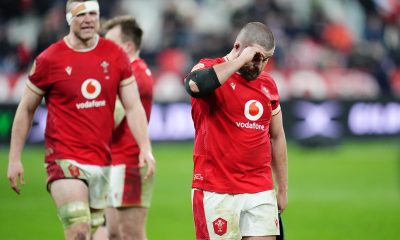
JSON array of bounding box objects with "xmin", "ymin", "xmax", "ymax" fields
[{"xmin": 292, "ymin": 101, "xmax": 342, "ymax": 139}]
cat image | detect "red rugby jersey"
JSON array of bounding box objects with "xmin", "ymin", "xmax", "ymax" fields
[
  {"xmin": 111, "ymin": 58, "xmax": 154, "ymax": 167},
  {"xmin": 28, "ymin": 36, "xmax": 133, "ymax": 166},
  {"xmin": 190, "ymin": 57, "xmax": 281, "ymax": 194}
]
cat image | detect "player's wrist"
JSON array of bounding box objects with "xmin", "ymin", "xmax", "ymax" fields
[
  {"xmin": 278, "ymin": 187, "xmax": 288, "ymax": 194},
  {"xmin": 9, "ymin": 153, "xmax": 22, "ymax": 163},
  {"xmin": 139, "ymin": 143, "xmax": 152, "ymax": 153}
]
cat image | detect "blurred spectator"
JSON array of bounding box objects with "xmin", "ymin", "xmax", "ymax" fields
[
  {"xmin": 153, "ymin": 48, "xmax": 188, "ymax": 102},
  {"xmin": 34, "ymin": 5, "xmax": 67, "ymax": 56},
  {"xmin": 1, "ymin": 0, "xmax": 400, "ymax": 102}
]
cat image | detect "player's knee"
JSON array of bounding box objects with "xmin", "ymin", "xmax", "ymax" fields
[
  {"xmin": 108, "ymin": 230, "xmax": 120, "ymax": 240},
  {"xmin": 71, "ymin": 225, "xmax": 90, "ymax": 240},
  {"xmin": 90, "ymin": 210, "xmax": 105, "ymax": 233},
  {"xmin": 106, "ymin": 224, "xmax": 120, "ymax": 240},
  {"xmin": 58, "ymin": 201, "xmax": 91, "ymax": 229},
  {"xmin": 120, "ymin": 222, "xmax": 145, "ymax": 240}
]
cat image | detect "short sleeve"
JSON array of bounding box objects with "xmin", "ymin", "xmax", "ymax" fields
[
  {"xmin": 269, "ymin": 78, "xmax": 281, "ymax": 116},
  {"xmin": 27, "ymin": 56, "xmax": 49, "ymax": 95},
  {"xmin": 190, "ymin": 58, "xmax": 217, "ymax": 72},
  {"xmin": 116, "ymin": 48, "xmax": 133, "ymax": 86}
]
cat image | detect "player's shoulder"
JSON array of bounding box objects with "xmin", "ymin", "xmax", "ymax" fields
[
  {"xmin": 98, "ymin": 37, "xmax": 125, "ymax": 56},
  {"xmin": 258, "ymin": 71, "xmax": 280, "ymax": 96},
  {"xmin": 258, "ymin": 71, "xmax": 276, "ymax": 85},
  {"xmin": 132, "ymin": 58, "xmax": 153, "ymax": 79},
  {"xmin": 37, "ymin": 38, "xmax": 66, "ymax": 61},
  {"xmin": 98, "ymin": 37, "xmax": 118, "ymax": 48},
  {"xmin": 192, "ymin": 57, "xmax": 224, "ymax": 71},
  {"xmin": 132, "ymin": 58, "xmax": 148, "ymax": 70},
  {"xmin": 199, "ymin": 57, "xmax": 225, "ymax": 65}
]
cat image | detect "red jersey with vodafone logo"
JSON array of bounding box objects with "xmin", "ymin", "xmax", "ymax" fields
[
  {"xmin": 28, "ymin": 37, "xmax": 133, "ymax": 166},
  {"xmin": 111, "ymin": 58, "xmax": 154, "ymax": 167},
  {"xmin": 190, "ymin": 57, "xmax": 281, "ymax": 194}
]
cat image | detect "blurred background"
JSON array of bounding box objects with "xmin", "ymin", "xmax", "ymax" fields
[
  {"xmin": 0, "ymin": 0, "xmax": 399, "ymax": 239},
  {"xmin": 0, "ymin": 0, "xmax": 400, "ymax": 142}
]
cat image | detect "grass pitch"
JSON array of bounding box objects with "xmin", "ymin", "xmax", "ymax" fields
[{"xmin": 0, "ymin": 140, "xmax": 399, "ymax": 239}]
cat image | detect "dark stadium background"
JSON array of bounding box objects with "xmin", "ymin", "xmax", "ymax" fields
[{"xmin": 0, "ymin": 0, "xmax": 399, "ymax": 239}]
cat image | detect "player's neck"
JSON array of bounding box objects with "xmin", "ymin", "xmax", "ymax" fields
[
  {"xmin": 64, "ymin": 34, "xmax": 99, "ymax": 51},
  {"xmin": 128, "ymin": 51, "xmax": 140, "ymax": 62}
]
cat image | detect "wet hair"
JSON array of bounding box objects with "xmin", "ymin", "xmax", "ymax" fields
[
  {"xmin": 101, "ymin": 15, "xmax": 143, "ymax": 49},
  {"xmin": 236, "ymin": 22, "xmax": 275, "ymax": 51}
]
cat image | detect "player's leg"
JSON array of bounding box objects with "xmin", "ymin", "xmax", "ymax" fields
[
  {"xmin": 107, "ymin": 164, "xmax": 154, "ymax": 240},
  {"xmin": 118, "ymin": 207, "xmax": 148, "ymax": 240},
  {"xmin": 86, "ymin": 164, "xmax": 110, "ymax": 238},
  {"xmin": 92, "ymin": 224, "xmax": 109, "ymax": 240},
  {"xmin": 48, "ymin": 160, "xmax": 110, "ymax": 240},
  {"xmin": 50, "ymin": 179, "xmax": 91, "ymax": 240},
  {"xmin": 89, "ymin": 167, "xmax": 111, "ymax": 240},
  {"xmin": 192, "ymin": 188, "xmax": 243, "ymax": 240},
  {"xmin": 104, "ymin": 207, "xmax": 121, "ymax": 240},
  {"xmin": 240, "ymin": 190, "xmax": 279, "ymax": 240}
]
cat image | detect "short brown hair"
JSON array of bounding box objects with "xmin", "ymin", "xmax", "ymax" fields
[
  {"xmin": 101, "ymin": 15, "xmax": 143, "ymax": 49},
  {"xmin": 236, "ymin": 22, "xmax": 275, "ymax": 51}
]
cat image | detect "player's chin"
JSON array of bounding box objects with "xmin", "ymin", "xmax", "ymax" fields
[
  {"xmin": 79, "ymin": 29, "xmax": 96, "ymax": 39},
  {"xmin": 239, "ymin": 68, "xmax": 260, "ymax": 81}
]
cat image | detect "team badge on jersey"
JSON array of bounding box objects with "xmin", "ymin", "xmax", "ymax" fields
[
  {"xmin": 65, "ymin": 66, "xmax": 72, "ymax": 75},
  {"xmin": 244, "ymin": 100, "xmax": 264, "ymax": 121},
  {"xmin": 101, "ymin": 61, "xmax": 110, "ymax": 80},
  {"xmin": 68, "ymin": 164, "xmax": 80, "ymax": 178},
  {"xmin": 101, "ymin": 61, "xmax": 109, "ymax": 74},
  {"xmin": 262, "ymin": 86, "xmax": 271, "ymax": 98},
  {"xmin": 81, "ymin": 79, "xmax": 101, "ymax": 99},
  {"xmin": 213, "ymin": 218, "xmax": 227, "ymax": 236}
]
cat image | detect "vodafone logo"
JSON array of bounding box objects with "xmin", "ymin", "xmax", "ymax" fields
[
  {"xmin": 81, "ymin": 79, "xmax": 101, "ymax": 99},
  {"xmin": 244, "ymin": 100, "xmax": 263, "ymax": 121}
]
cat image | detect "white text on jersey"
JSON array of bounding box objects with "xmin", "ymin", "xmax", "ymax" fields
[{"xmin": 76, "ymin": 100, "xmax": 106, "ymax": 109}]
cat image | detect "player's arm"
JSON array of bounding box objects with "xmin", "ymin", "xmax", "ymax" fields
[
  {"xmin": 113, "ymin": 97, "xmax": 125, "ymax": 128},
  {"xmin": 8, "ymin": 86, "xmax": 43, "ymax": 194},
  {"xmin": 269, "ymin": 109, "xmax": 288, "ymax": 213},
  {"xmin": 185, "ymin": 46, "xmax": 262, "ymax": 98},
  {"xmin": 118, "ymin": 77, "xmax": 155, "ymax": 178}
]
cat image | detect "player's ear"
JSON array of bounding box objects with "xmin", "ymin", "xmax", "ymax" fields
[
  {"xmin": 124, "ymin": 41, "xmax": 135, "ymax": 53},
  {"xmin": 234, "ymin": 42, "xmax": 240, "ymax": 51},
  {"xmin": 232, "ymin": 42, "xmax": 241, "ymax": 56}
]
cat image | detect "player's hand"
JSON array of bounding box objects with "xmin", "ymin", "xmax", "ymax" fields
[
  {"xmin": 277, "ymin": 189, "xmax": 288, "ymax": 213},
  {"xmin": 138, "ymin": 149, "xmax": 156, "ymax": 179},
  {"xmin": 237, "ymin": 46, "xmax": 266, "ymax": 64},
  {"xmin": 7, "ymin": 160, "xmax": 25, "ymax": 194}
]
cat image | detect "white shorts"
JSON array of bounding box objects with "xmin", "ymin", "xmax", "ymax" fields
[
  {"xmin": 107, "ymin": 164, "xmax": 154, "ymax": 208},
  {"xmin": 47, "ymin": 159, "xmax": 110, "ymax": 209},
  {"xmin": 192, "ymin": 189, "xmax": 279, "ymax": 240}
]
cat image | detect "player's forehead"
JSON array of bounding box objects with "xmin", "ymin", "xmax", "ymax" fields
[
  {"xmin": 68, "ymin": 1, "xmax": 99, "ymax": 15},
  {"xmin": 250, "ymin": 43, "xmax": 275, "ymax": 57},
  {"xmin": 67, "ymin": 1, "xmax": 80, "ymax": 12},
  {"xmin": 105, "ymin": 25, "xmax": 122, "ymax": 40}
]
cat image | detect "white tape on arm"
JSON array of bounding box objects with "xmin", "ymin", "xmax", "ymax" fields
[{"xmin": 66, "ymin": 1, "xmax": 100, "ymax": 25}]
